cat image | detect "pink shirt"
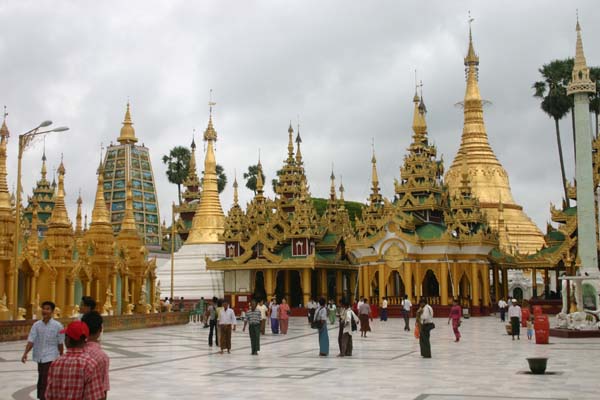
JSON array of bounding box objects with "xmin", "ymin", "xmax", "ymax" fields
[
  {"xmin": 84, "ymin": 341, "xmax": 110, "ymax": 392},
  {"xmin": 279, "ymin": 304, "xmax": 290, "ymax": 320}
]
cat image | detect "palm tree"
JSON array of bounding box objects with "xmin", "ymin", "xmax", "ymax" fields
[
  {"xmin": 243, "ymin": 164, "xmax": 266, "ymax": 195},
  {"xmin": 271, "ymin": 168, "xmax": 284, "ymax": 193},
  {"xmin": 162, "ymin": 146, "xmax": 190, "ymax": 205},
  {"xmin": 589, "ymin": 67, "xmax": 600, "ymax": 138},
  {"xmin": 533, "ymin": 59, "xmax": 573, "ymax": 207}
]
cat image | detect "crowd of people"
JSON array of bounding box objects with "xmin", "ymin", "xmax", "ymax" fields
[{"xmin": 21, "ymin": 296, "xmax": 109, "ymax": 400}]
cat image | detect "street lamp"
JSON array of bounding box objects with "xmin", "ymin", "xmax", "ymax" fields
[{"xmin": 11, "ymin": 121, "xmax": 69, "ymax": 319}]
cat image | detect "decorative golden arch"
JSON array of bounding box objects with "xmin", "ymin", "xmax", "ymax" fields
[{"xmin": 377, "ymin": 238, "xmax": 408, "ymax": 259}]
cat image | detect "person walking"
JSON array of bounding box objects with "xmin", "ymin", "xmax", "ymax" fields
[
  {"xmin": 327, "ymin": 299, "xmax": 337, "ymax": 325},
  {"xmin": 336, "ymin": 301, "xmax": 346, "ymax": 356},
  {"xmin": 207, "ymin": 297, "xmax": 219, "ymax": 347},
  {"xmin": 218, "ymin": 301, "xmax": 237, "ymax": 354},
  {"xmin": 508, "ymin": 299, "xmax": 522, "ymax": 340},
  {"xmin": 358, "ymin": 298, "xmax": 372, "ymax": 338},
  {"xmin": 448, "ymin": 298, "xmax": 462, "ymax": 342},
  {"xmin": 340, "ymin": 300, "xmax": 359, "ymax": 357},
  {"xmin": 44, "ymin": 321, "xmax": 104, "ymax": 400},
  {"xmin": 242, "ymin": 300, "xmax": 261, "ymax": 355},
  {"xmin": 380, "ymin": 297, "xmax": 388, "ymax": 321},
  {"xmin": 21, "ymin": 301, "xmax": 64, "ymax": 400},
  {"xmin": 414, "ymin": 301, "xmax": 423, "ymax": 339},
  {"xmin": 79, "ymin": 296, "xmax": 97, "ymax": 317},
  {"xmin": 198, "ymin": 297, "xmax": 208, "ymax": 327},
  {"xmin": 81, "ymin": 311, "xmax": 110, "ymax": 398},
  {"xmin": 419, "ymin": 298, "xmax": 434, "ymax": 358},
  {"xmin": 268, "ymin": 298, "xmax": 279, "ymax": 334},
  {"xmin": 279, "ymin": 298, "xmax": 291, "ymax": 334},
  {"xmin": 314, "ymin": 298, "xmax": 329, "ymax": 356},
  {"xmin": 498, "ymin": 298, "xmax": 507, "ymax": 322},
  {"xmin": 307, "ymin": 298, "xmax": 317, "ymax": 325},
  {"xmin": 257, "ymin": 299, "xmax": 268, "ymax": 335},
  {"xmin": 401, "ymin": 295, "xmax": 412, "ymax": 331}
]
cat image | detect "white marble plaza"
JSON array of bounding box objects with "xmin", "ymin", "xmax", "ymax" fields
[{"xmin": 0, "ymin": 316, "xmax": 598, "ymax": 400}]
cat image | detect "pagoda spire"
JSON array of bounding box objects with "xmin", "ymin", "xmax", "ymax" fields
[
  {"xmin": 567, "ymin": 16, "xmax": 595, "ymax": 95},
  {"xmin": 183, "ymin": 135, "xmax": 200, "ymax": 188},
  {"xmin": 120, "ymin": 179, "xmax": 137, "ymax": 233},
  {"xmin": 117, "ymin": 102, "xmax": 138, "ymax": 145},
  {"xmin": 47, "ymin": 159, "xmax": 71, "ymax": 227},
  {"xmin": 412, "ymin": 83, "xmax": 427, "ymax": 137},
  {"xmin": 371, "ymin": 142, "xmax": 380, "ymax": 196},
  {"xmin": 256, "ymin": 155, "xmax": 265, "ymax": 199},
  {"xmin": 339, "ymin": 177, "xmax": 345, "ymax": 204},
  {"xmin": 287, "ymin": 122, "xmax": 295, "ymax": 164},
  {"xmin": 41, "ymin": 148, "xmax": 47, "ymax": 182},
  {"xmin": 329, "ymin": 167, "xmax": 337, "ymax": 202},
  {"xmin": 232, "ymin": 173, "xmax": 239, "ymax": 206},
  {"xmin": 90, "ymin": 162, "xmax": 111, "ymax": 225},
  {"xmin": 0, "ymin": 111, "xmax": 11, "ymax": 213},
  {"xmin": 186, "ymin": 100, "xmax": 225, "ymax": 244},
  {"xmin": 295, "ymin": 126, "xmax": 303, "ymax": 165},
  {"xmin": 75, "ymin": 191, "xmax": 83, "ymax": 236}
]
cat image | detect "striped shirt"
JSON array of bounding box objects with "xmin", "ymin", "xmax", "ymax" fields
[
  {"xmin": 244, "ymin": 309, "xmax": 261, "ymax": 325},
  {"xmin": 27, "ymin": 318, "xmax": 64, "ymax": 363}
]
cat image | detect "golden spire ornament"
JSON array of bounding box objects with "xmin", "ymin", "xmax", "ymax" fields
[
  {"xmin": 117, "ymin": 102, "xmax": 138, "ymax": 144},
  {"xmin": 47, "ymin": 158, "xmax": 71, "ymax": 227},
  {"xmin": 0, "ymin": 109, "xmax": 11, "ymax": 213},
  {"xmin": 186, "ymin": 93, "xmax": 225, "ymax": 244}
]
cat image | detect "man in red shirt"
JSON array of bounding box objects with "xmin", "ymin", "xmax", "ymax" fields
[
  {"xmin": 45, "ymin": 321, "xmax": 105, "ymax": 400},
  {"xmin": 81, "ymin": 311, "xmax": 110, "ymax": 398}
]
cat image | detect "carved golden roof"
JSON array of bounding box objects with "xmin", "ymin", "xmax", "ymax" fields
[
  {"xmin": 186, "ymin": 110, "xmax": 225, "ymax": 244},
  {"xmin": 182, "ymin": 137, "xmax": 201, "ymax": 202},
  {"xmin": 117, "ymin": 102, "xmax": 138, "ymax": 144},
  {"xmin": 90, "ymin": 163, "xmax": 111, "ymax": 226},
  {"xmin": 445, "ymin": 24, "xmax": 544, "ymax": 254},
  {"xmin": 221, "ymin": 176, "xmax": 248, "ymax": 242}
]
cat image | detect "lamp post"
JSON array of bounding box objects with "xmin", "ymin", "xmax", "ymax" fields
[
  {"xmin": 170, "ymin": 202, "xmax": 176, "ymax": 300},
  {"xmin": 11, "ymin": 122, "xmax": 69, "ymax": 319}
]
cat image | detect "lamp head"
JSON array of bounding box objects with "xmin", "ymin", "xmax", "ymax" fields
[
  {"xmin": 39, "ymin": 120, "xmax": 52, "ymax": 128},
  {"xmin": 52, "ymin": 126, "xmax": 69, "ymax": 132}
]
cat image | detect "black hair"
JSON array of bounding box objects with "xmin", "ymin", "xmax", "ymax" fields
[
  {"xmin": 65, "ymin": 336, "xmax": 86, "ymax": 348},
  {"xmin": 81, "ymin": 296, "xmax": 96, "ymax": 310},
  {"xmin": 319, "ymin": 297, "xmax": 326, "ymax": 306},
  {"xmin": 212, "ymin": 296, "xmax": 218, "ymax": 302},
  {"xmin": 419, "ymin": 298, "xmax": 427, "ymax": 305},
  {"xmin": 217, "ymin": 299, "xmax": 223, "ymax": 307},
  {"xmin": 81, "ymin": 311, "xmax": 103, "ymax": 335},
  {"xmin": 41, "ymin": 301, "xmax": 56, "ymax": 310}
]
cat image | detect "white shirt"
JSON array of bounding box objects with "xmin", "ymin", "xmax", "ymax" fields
[
  {"xmin": 382, "ymin": 299, "xmax": 388, "ymax": 309},
  {"xmin": 27, "ymin": 319, "xmax": 64, "ymax": 363},
  {"xmin": 421, "ymin": 304, "xmax": 434, "ymax": 324},
  {"xmin": 218, "ymin": 308, "xmax": 237, "ymax": 325},
  {"xmin": 257, "ymin": 304, "xmax": 268, "ymax": 320},
  {"xmin": 508, "ymin": 305, "xmax": 521, "ymax": 319},
  {"xmin": 402, "ymin": 299, "xmax": 412, "ymax": 311},
  {"xmin": 307, "ymin": 301, "xmax": 317, "ymax": 310},
  {"xmin": 269, "ymin": 303, "xmax": 279, "ymax": 319},
  {"xmin": 498, "ymin": 300, "xmax": 507, "ymax": 308},
  {"xmin": 357, "ymin": 301, "xmax": 364, "ymax": 309},
  {"xmin": 343, "ymin": 309, "xmax": 359, "ymax": 335}
]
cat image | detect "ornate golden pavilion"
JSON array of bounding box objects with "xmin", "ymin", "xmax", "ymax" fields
[{"xmin": 0, "ymin": 107, "xmax": 159, "ymax": 321}]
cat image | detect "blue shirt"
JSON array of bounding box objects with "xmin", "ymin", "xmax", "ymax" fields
[{"xmin": 27, "ymin": 318, "xmax": 64, "ymax": 363}]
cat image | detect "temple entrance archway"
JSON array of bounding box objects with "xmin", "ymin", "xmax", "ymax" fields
[
  {"xmin": 253, "ymin": 271, "xmax": 266, "ymax": 302},
  {"xmin": 458, "ymin": 273, "xmax": 471, "ymax": 305},
  {"xmin": 512, "ymin": 287, "xmax": 524, "ymax": 301},
  {"xmin": 422, "ymin": 270, "xmax": 439, "ymax": 303}
]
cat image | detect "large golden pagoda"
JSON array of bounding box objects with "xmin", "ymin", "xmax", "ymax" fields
[{"xmin": 445, "ymin": 25, "xmax": 544, "ymax": 255}]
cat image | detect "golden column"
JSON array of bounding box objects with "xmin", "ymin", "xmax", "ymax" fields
[
  {"xmin": 440, "ymin": 263, "xmax": 449, "ymax": 306},
  {"xmin": 320, "ymin": 269, "xmax": 327, "ymax": 298},
  {"xmin": 482, "ymin": 265, "xmax": 491, "ymax": 307},
  {"xmin": 471, "ymin": 263, "xmax": 480, "ymax": 307},
  {"xmin": 284, "ymin": 270, "xmax": 291, "ymax": 300},
  {"xmin": 265, "ymin": 269, "xmax": 274, "ymax": 301},
  {"xmin": 335, "ymin": 270, "xmax": 343, "ymax": 302},
  {"xmin": 349, "ymin": 271, "xmax": 357, "ymax": 301},
  {"xmin": 403, "ymin": 265, "xmax": 413, "ymax": 302},
  {"xmin": 301, "ymin": 268, "xmax": 311, "ymax": 305},
  {"xmin": 377, "ymin": 264, "xmax": 385, "ymax": 304}
]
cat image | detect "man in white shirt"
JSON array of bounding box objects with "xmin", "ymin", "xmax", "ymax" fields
[
  {"xmin": 380, "ymin": 297, "xmax": 388, "ymax": 321},
  {"xmin": 307, "ymin": 298, "xmax": 317, "ymax": 324},
  {"xmin": 498, "ymin": 298, "xmax": 508, "ymax": 322},
  {"xmin": 418, "ymin": 298, "xmax": 434, "ymax": 358},
  {"xmin": 218, "ymin": 301, "xmax": 237, "ymax": 354},
  {"xmin": 508, "ymin": 299, "xmax": 522, "ymax": 340},
  {"xmin": 257, "ymin": 299, "xmax": 268, "ymax": 335},
  {"xmin": 401, "ymin": 295, "xmax": 412, "ymax": 331}
]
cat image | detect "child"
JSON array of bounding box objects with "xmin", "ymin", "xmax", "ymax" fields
[{"xmin": 527, "ymin": 318, "xmax": 534, "ymax": 340}]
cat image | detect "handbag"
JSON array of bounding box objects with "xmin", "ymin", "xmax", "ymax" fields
[
  {"xmin": 350, "ymin": 313, "xmax": 358, "ymax": 332},
  {"xmin": 311, "ymin": 307, "xmax": 324, "ymax": 329}
]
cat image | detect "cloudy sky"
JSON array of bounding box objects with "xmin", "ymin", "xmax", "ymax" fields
[{"xmin": 1, "ymin": 1, "xmax": 598, "ymax": 231}]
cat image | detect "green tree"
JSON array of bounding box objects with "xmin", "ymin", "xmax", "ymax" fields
[
  {"xmin": 162, "ymin": 146, "xmax": 190, "ymax": 205},
  {"xmin": 243, "ymin": 164, "xmax": 266, "ymax": 195},
  {"xmin": 271, "ymin": 168, "xmax": 284, "ymax": 193},
  {"xmin": 533, "ymin": 59, "xmax": 574, "ymax": 207},
  {"xmin": 201, "ymin": 164, "xmax": 228, "ymax": 194},
  {"xmin": 589, "ymin": 67, "xmax": 600, "ymax": 138}
]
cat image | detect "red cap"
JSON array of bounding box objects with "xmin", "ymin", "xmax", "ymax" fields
[{"xmin": 60, "ymin": 321, "xmax": 90, "ymax": 340}]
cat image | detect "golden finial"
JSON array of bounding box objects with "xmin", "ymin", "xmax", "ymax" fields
[
  {"xmin": 330, "ymin": 164, "xmax": 336, "ymax": 200},
  {"xmin": 117, "ymin": 101, "xmax": 137, "ymax": 144},
  {"xmin": 295, "ymin": 120, "xmax": 303, "ymax": 165},
  {"xmin": 75, "ymin": 189, "xmax": 83, "ymax": 235},
  {"xmin": 339, "ymin": 175, "xmax": 345, "ymax": 202},
  {"xmin": 464, "ymin": 11, "xmax": 479, "ymax": 67},
  {"xmin": 84, "ymin": 213, "xmax": 88, "ymax": 231},
  {"xmin": 91, "ymin": 154, "xmax": 110, "ymax": 225},
  {"xmin": 0, "ymin": 105, "xmax": 8, "ymax": 139},
  {"xmin": 371, "ymin": 139, "xmax": 380, "ymax": 192},
  {"xmin": 204, "ymin": 90, "xmax": 218, "ymax": 142},
  {"xmin": 287, "ymin": 122, "xmax": 295, "ymax": 162},
  {"xmin": 0, "ymin": 105, "xmax": 10, "ymax": 212},
  {"xmin": 47, "ymin": 157, "xmax": 70, "ymax": 227},
  {"xmin": 412, "ymin": 80, "xmax": 427, "ymax": 136},
  {"xmin": 256, "ymin": 150, "xmax": 265, "ymax": 195}
]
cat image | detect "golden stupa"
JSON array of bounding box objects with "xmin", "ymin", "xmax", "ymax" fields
[{"xmin": 445, "ymin": 25, "xmax": 545, "ymax": 255}]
